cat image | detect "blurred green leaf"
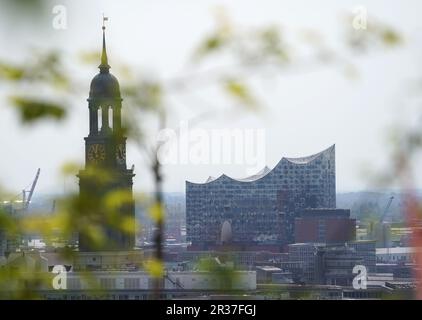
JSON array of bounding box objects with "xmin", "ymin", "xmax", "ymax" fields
[
  {"xmin": 60, "ymin": 162, "xmax": 81, "ymax": 177},
  {"xmin": 78, "ymin": 51, "xmax": 101, "ymax": 65},
  {"xmin": 224, "ymin": 79, "xmax": 258, "ymax": 109},
  {"xmin": 382, "ymin": 29, "xmax": 401, "ymax": 45},
  {"xmin": 193, "ymin": 8, "xmax": 233, "ymax": 61},
  {"xmin": 145, "ymin": 258, "xmax": 164, "ymax": 278},
  {"xmin": 195, "ymin": 34, "xmax": 226, "ymax": 59},
  {"xmin": 260, "ymin": 27, "xmax": 289, "ymax": 63},
  {"xmin": 0, "ymin": 63, "xmax": 25, "ymax": 81},
  {"xmin": 123, "ymin": 81, "xmax": 162, "ymax": 111},
  {"xmin": 10, "ymin": 97, "xmax": 66, "ymax": 123},
  {"xmin": 148, "ymin": 202, "xmax": 165, "ymax": 223}
]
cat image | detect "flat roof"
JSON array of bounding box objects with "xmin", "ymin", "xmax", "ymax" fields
[
  {"xmin": 376, "ymin": 247, "xmax": 415, "ymax": 255},
  {"xmin": 256, "ymin": 266, "xmax": 282, "ymax": 271}
]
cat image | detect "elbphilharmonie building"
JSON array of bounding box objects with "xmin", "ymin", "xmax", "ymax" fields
[{"xmin": 186, "ymin": 145, "xmax": 336, "ymax": 251}]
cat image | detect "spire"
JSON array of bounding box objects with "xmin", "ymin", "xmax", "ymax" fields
[{"xmin": 99, "ymin": 15, "xmax": 110, "ymax": 73}]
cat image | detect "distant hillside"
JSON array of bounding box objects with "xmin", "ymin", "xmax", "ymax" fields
[
  {"xmin": 26, "ymin": 191, "xmax": 419, "ymax": 224},
  {"xmin": 336, "ymin": 191, "xmax": 417, "ymax": 223}
]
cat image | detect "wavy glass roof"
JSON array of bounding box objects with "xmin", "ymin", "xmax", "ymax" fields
[{"xmin": 187, "ymin": 144, "xmax": 335, "ymax": 185}]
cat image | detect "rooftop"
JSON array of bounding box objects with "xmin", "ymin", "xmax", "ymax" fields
[
  {"xmin": 376, "ymin": 247, "xmax": 415, "ymax": 255},
  {"xmin": 188, "ymin": 145, "xmax": 335, "ymax": 185}
]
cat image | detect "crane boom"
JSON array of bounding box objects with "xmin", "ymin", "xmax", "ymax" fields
[
  {"xmin": 24, "ymin": 168, "xmax": 40, "ymax": 211},
  {"xmin": 380, "ymin": 196, "xmax": 394, "ymax": 224}
]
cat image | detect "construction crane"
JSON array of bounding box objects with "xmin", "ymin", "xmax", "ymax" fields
[
  {"xmin": 22, "ymin": 168, "xmax": 41, "ymax": 211},
  {"xmin": 380, "ymin": 196, "xmax": 394, "ymax": 249},
  {"xmin": 380, "ymin": 196, "xmax": 394, "ymax": 224},
  {"xmin": 368, "ymin": 196, "xmax": 394, "ymax": 247},
  {"xmin": 2, "ymin": 168, "xmax": 40, "ymax": 254}
]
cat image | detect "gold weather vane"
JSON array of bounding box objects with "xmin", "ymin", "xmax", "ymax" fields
[{"xmin": 100, "ymin": 14, "xmax": 110, "ymax": 70}]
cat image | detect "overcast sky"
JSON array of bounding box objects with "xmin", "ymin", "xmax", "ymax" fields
[{"xmin": 1, "ymin": 0, "xmax": 422, "ymax": 197}]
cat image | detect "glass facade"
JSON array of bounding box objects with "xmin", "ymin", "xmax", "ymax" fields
[{"xmin": 186, "ymin": 145, "xmax": 336, "ymax": 250}]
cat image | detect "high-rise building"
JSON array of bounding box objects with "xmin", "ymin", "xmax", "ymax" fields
[
  {"xmin": 186, "ymin": 145, "xmax": 336, "ymax": 250},
  {"xmin": 78, "ymin": 25, "xmax": 135, "ymax": 251}
]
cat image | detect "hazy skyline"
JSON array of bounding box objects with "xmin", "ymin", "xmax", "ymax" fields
[{"xmin": 1, "ymin": 0, "xmax": 422, "ymax": 196}]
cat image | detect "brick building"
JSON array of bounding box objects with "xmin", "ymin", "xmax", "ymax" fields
[{"xmin": 295, "ymin": 208, "xmax": 356, "ymax": 244}]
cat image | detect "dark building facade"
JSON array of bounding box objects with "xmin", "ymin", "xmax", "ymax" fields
[
  {"xmin": 288, "ymin": 241, "xmax": 376, "ymax": 285},
  {"xmin": 78, "ymin": 25, "xmax": 135, "ymax": 251},
  {"xmin": 316, "ymin": 245, "xmax": 363, "ymax": 286},
  {"xmin": 295, "ymin": 208, "xmax": 356, "ymax": 244},
  {"xmin": 186, "ymin": 145, "xmax": 336, "ymax": 251}
]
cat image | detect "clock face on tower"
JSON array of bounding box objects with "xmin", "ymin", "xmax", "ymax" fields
[
  {"xmin": 116, "ymin": 143, "xmax": 126, "ymax": 165},
  {"xmin": 87, "ymin": 143, "xmax": 106, "ymax": 164}
]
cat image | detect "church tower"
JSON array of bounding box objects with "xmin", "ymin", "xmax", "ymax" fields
[{"xmin": 78, "ymin": 23, "xmax": 135, "ymax": 252}]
